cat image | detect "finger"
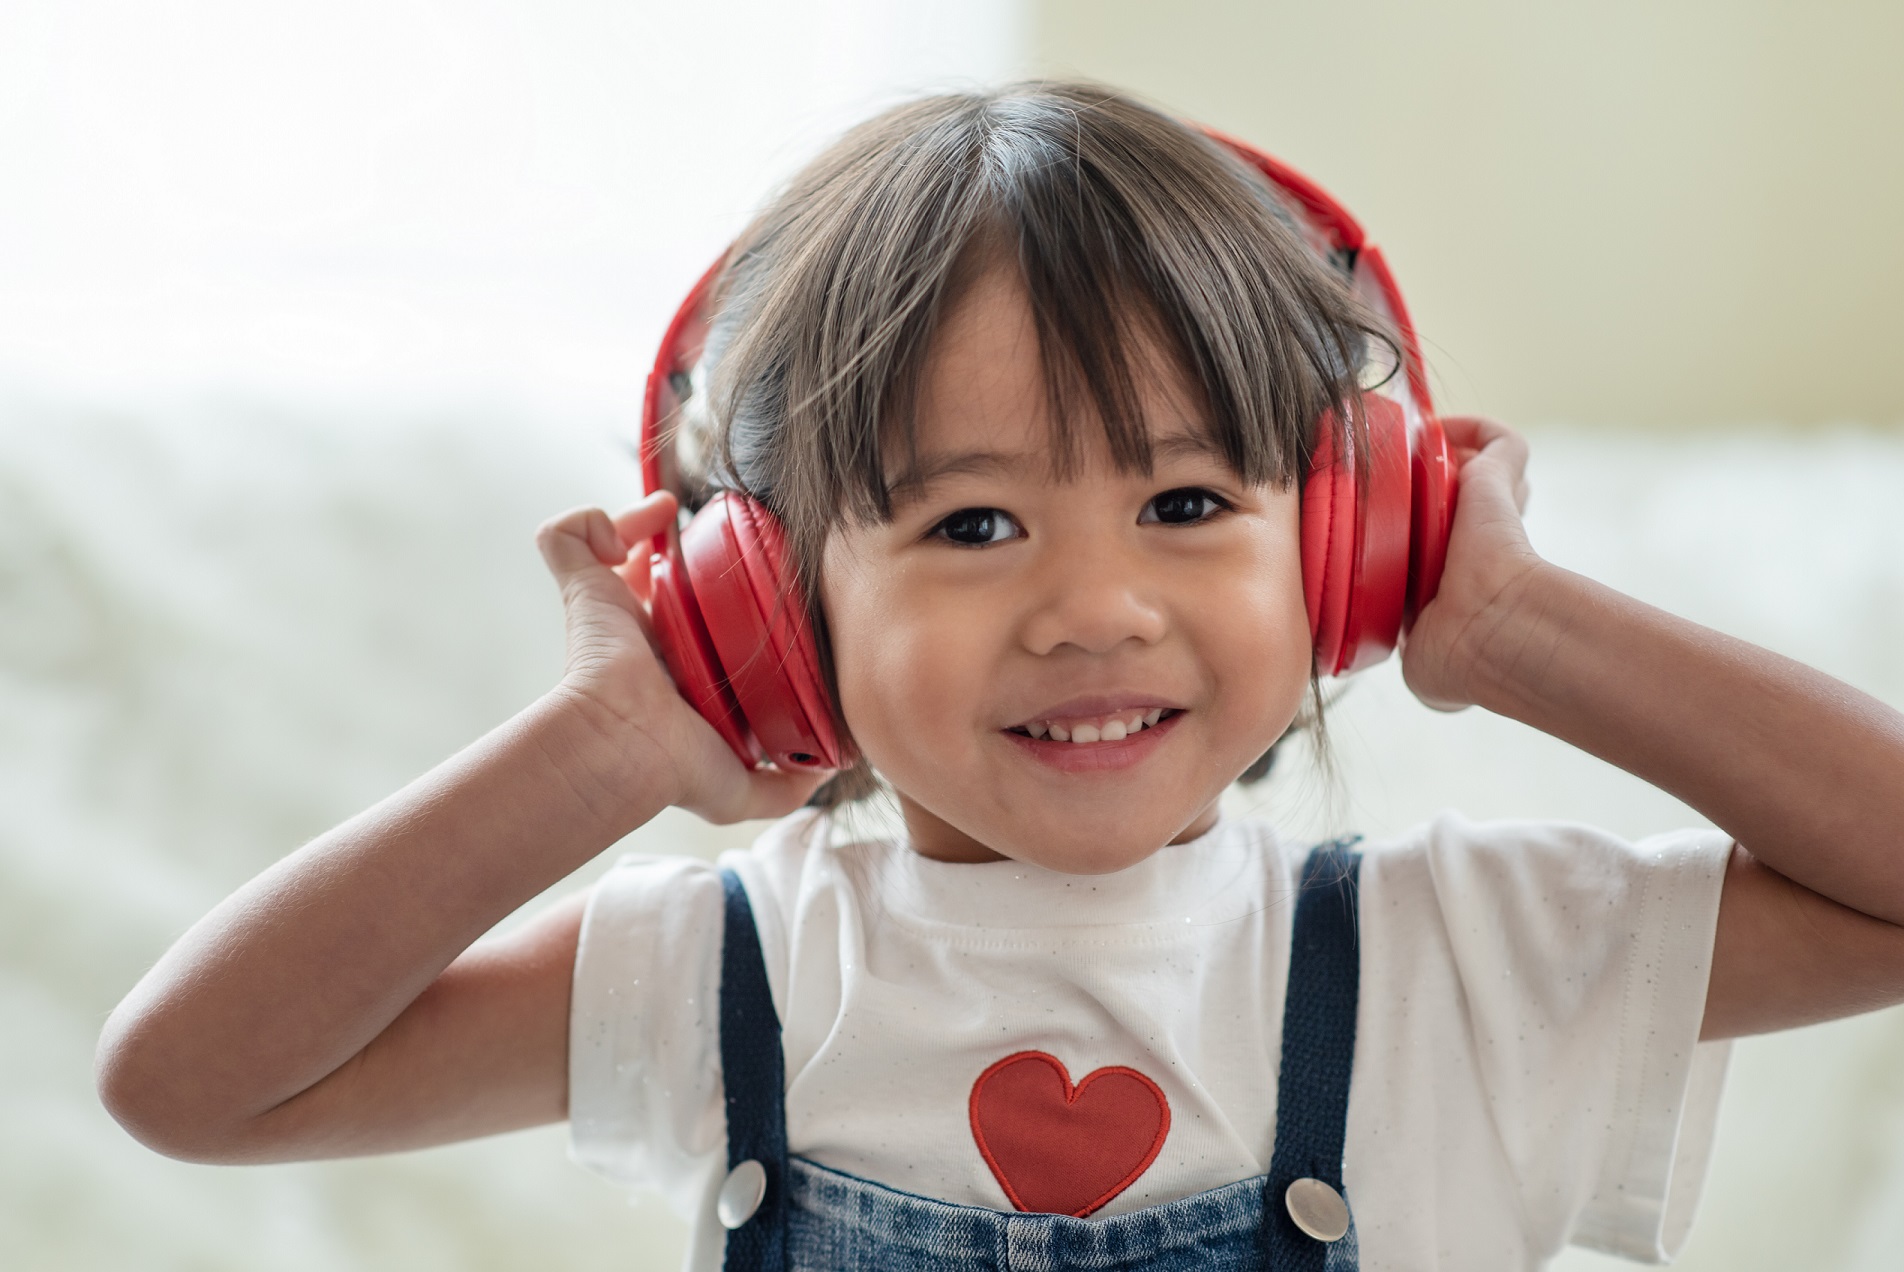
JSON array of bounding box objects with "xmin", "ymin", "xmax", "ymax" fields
[
  {"xmin": 1438, "ymin": 414, "xmax": 1511, "ymax": 451},
  {"xmin": 588, "ymin": 508, "xmax": 633, "ymax": 565},
  {"xmin": 738, "ymin": 764, "xmax": 835, "ymax": 821},
  {"xmin": 616, "ymin": 551, "xmax": 657, "ymax": 603},
  {"xmin": 536, "ymin": 506, "xmax": 624, "ymax": 579},
  {"xmin": 1480, "ymin": 428, "xmax": 1530, "ymax": 483},
  {"xmin": 1441, "ymin": 415, "xmax": 1528, "ymax": 484},
  {"xmin": 611, "ymin": 491, "xmax": 679, "ymax": 551},
  {"xmin": 610, "ymin": 492, "xmax": 676, "ymax": 604},
  {"xmin": 611, "ymin": 557, "xmax": 666, "ymax": 648}
]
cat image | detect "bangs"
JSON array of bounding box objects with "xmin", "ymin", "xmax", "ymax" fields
[
  {"xmin": 699, "ymin": 83, "xmax": 1382, "ymax": 558},
  {"xmin": 940, "ymin": 101, "xmax": 1370, "ymax": 497}
]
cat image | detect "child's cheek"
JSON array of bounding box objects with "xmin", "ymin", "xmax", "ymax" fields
[
  {"xmin": 1207, "ymin": 506, "xmax": 1311, "ymax": 754},
  {"xmin": 817, "ymin": 530, "xmax": 961, "ymax": 774}
]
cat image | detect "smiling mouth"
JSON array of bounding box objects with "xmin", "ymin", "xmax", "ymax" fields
[{"xmin": 1005, "ymin": 707, "xmax": 1184, "ymax": 745}]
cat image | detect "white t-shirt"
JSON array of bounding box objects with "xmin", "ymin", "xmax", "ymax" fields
[{"xmin": 569, "ymin": 811, "xmax": 1732, "ymax": 1271}]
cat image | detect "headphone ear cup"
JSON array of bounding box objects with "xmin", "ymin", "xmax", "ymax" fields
[
  {"xmin": 1405, "ymin": 415, "xmax": 1457, "ymax": 624},
  {"xmin": 1302, "ymin": 412, "xmax": 1356, "ymax": 676},
  {"xmin": 680, "ymin": 492, "xmax": 851, "ymax": 772},
  {"xmin": 1302, "ymin": 395, "xmax": 1415, "ymax": 676},
  {"xmin": 647, "ymin": 532, "xmax": 762, "ymax": 768},
  {"xmin": 1334, "ymin": 394, "xmax": 1412, "ymax": 674}
]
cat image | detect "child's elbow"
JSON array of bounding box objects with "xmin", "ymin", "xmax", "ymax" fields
[{"xmin": 95, "ymin": 1002, "xmax": 251, "ymax": 1164}]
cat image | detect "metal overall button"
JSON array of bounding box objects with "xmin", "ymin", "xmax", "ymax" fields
[
  {"xmin": 717, "ymin": 1159, "xmax": 768, "ymax": 1229},
  {"xmin": 1284, "ymin": 1177, "xmax": 1351, "ymax": 1242}
]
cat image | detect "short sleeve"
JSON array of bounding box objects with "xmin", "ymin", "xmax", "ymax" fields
[
  {"xmin": 1394, "ymin": 815, "xmax": 1733, "ymax": 1262},
  {"xmin": 567, "ymin": 853, "xmax": 727, "ymax": 1218}
]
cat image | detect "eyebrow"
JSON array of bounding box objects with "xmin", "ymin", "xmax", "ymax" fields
[
  {"xmin": 885, "ymin": 450, "xmax": 1026, "ymax": 505},
  {"xmin": 887, "ymin": 430, "xmax": 1230, "ymax": 506}
]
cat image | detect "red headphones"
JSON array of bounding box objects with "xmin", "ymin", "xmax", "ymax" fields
[{"xmin": 636, "ymin": 130, "xmax": 1455, "ymax": 773}]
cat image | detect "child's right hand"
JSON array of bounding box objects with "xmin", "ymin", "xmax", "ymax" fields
[
  {"xmin": 1398, "ymin": 415, "xmax": 1541, "ymax": 713},
  {"xmin": 535, "ymin": 493, "xmax": 830, "ymax": 824}
]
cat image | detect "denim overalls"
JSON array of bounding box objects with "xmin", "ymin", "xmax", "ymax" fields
[{"xmin": 713, "ymin": 842, "xmax": 1363, "ymax": 1272}]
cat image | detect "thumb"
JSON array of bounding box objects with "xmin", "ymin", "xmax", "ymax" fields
[{"xmin": 701, "ymin": 762, "xmax": 837, "ymax": 825}]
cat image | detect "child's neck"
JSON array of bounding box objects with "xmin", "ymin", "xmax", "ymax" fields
[{"xmin": 897, "ymin": 790, "xmax": 1222, "ymax": 870}]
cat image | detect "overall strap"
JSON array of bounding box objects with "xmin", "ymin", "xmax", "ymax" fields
[
  {"xmin": 1264, "ymin": 839, "xmax": 1364, "ymax": 1271},
  {"xmin": 718, "ymin": 867, "xmax": 788, "ymax": 1272}
]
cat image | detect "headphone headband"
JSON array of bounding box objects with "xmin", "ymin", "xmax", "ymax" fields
[
  {"xmin": 634, "ymin": 117, "xmax": 1456, "ymax": 772},
  {"xmin": 638, "ymin": 128, "xmax": 1437, "ymax": 510}
]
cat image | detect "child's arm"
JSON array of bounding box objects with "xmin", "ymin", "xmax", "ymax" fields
[
  {"xmin": 1404, "ymin": 418, "xmax": 1904, "ymax": 1040},
  {"xmin": 96, "ymin": 494, "xmax": 825, "ymax": 1163}
]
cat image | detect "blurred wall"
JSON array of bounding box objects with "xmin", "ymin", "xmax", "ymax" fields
[
  {"xmin": 1032, "ymin": 0, "xmax": 1904, "ymax": 429},
  {"xmin": 0, "ymin": 0, "xmax": 1022, "ymax": 403}
]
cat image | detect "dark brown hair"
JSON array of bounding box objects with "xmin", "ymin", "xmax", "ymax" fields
[{"xmin": 670, "ymin": 81, "xmax": 1388, "ymax": 802}]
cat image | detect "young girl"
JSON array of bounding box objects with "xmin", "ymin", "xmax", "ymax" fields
[{"xmin": 97, "ymin": 83, "xmax": 1904, "ymax": 1271}]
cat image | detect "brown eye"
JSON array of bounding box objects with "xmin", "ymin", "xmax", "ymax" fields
[
  {"xmin": 933, "ymin": 507, "xmax": 1022, "ymax": 546},
  {"xmin": 1141, "ymin": 488, "xmax": 1226, "ymax": 525}
]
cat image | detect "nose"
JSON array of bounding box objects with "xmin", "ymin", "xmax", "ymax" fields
[{"xmin": 1018, "ymin": 530, "xmax": 1169, "ymax": 657}]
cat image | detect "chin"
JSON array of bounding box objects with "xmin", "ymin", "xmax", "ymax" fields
[{"xmin": 998, "ymin": 815, "xmax": 1200, "ymax": 876}]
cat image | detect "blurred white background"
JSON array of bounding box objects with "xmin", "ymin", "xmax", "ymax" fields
[
  {"xmin": 4, "ymin": 2, "xmax": 1902, "ymax": 1270},
  {"xmin": 0, "ymin": 0, "xmax": 1018, "ymax": 402}
]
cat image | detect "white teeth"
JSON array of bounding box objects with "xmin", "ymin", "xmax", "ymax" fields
[{"xmin": 1020, "ymin": 710, "xmax": 1171, "ymax": 743}]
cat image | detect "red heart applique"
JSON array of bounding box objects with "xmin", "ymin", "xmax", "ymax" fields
[{"xmin": 968, "ymin": 1050, "xmax": 1171, "ymax": 1218}]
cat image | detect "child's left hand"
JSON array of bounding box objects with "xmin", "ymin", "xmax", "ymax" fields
[
  {"xmin": 1399, "ymin": 415, "xmax": 1542, "ymax": 712},
  {"xmin": 1394, "ymin": 414, "xmax": 1904, "ymax": 1041}
]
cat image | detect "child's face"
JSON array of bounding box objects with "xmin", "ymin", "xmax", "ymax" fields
[{"xmin": 821, "ymin": 264, "xmax": 1311, "ymax": 873}]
